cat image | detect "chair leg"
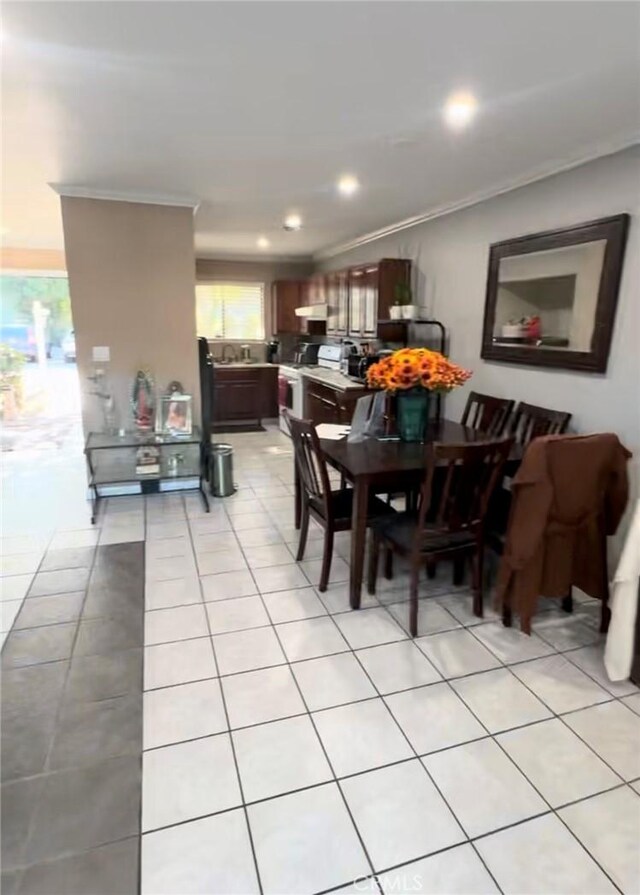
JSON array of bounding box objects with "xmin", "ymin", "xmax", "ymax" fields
[
  {"xmin": 471, "ymin": 549, "xmax": 484, "ymax": 618},
  {"xmin": 367, "ymin": 532, "xmax": 380, "ymax": 595},
  {"xmin": 318, "ymin": 528, "xmax": 334, "ymax": 593},
  {"xmin": 600, "ymin": 598, "xmax": 611, "ymax": 634},
  {"xmin": 426, "ymin": 561, "xmax": 437, "ymax": 579},
  {"xmin": 453, "ymin": 558, "xmax": 465, "ymax": 586},
  {"xmin": 409, "ymin": 562, "xmax": 420, "ymax": 637},
  {"xmin": 561, "ymin": 593, "xmax": 574, "ymax": 614},
  {"xmin": 384, "ymin": 547, "xmax": 393, "ymax": 580},
  {"xmin": 295, "ymin": 504, "xmax": 310, "ymax": 561}
]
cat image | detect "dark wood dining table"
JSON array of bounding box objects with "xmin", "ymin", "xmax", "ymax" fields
[{"xmin": 306, "ymin": 418, "xmax": 522, "ymax": 610}]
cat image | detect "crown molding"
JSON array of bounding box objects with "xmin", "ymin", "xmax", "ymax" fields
[
  {"xmin": 49, "ymin": 184, "xmax": 201, "ymax": 213},
  {"xmin": 314, "ymin": 135, "xmax": 640, "ymax": 261},
  {"xmin": 195, "ymin": 251, "xmax": 313, "ymax": 265}
]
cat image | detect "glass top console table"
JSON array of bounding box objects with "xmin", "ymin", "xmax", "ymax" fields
[{"xmin": 84, "ymin": 428, "xmax": 209, "ymax": 523}]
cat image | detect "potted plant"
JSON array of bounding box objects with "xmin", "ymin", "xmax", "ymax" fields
[
  {"xmin": 391, "ymin": 282, "xmax": 417, "ymax": 320},
  {"xmin": 366, "ymin": 348, "xmax": 472, "ymax": 442}
]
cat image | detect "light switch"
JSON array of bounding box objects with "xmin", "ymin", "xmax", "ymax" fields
[{"xmin": 92, "ymin": 346, "xmax": 110, "ymax": 362}]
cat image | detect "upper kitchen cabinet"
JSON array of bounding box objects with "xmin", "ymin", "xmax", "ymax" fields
[
  {"xmin": 326, "ymin": 269, "xmax": 349, "ymax": 336},
  {"xmin": 347, "ymin": 259, "xmax": 412, "ymax": 338},
  {"xmin": 308, "ymin": 273, "xmax": 327, "ymax": 305},
  {"xmin": 271, "ymin": 280, "xmax": 305, "ymax": 334}
]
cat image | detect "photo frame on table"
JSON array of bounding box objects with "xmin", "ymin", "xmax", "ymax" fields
[{"xmin": 158, "ymin": 394, "xmax": 192, "ymax": 436}]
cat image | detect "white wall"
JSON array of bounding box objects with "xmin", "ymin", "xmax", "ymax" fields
[{"xmin": 318, "ymin": 147, "xmax": 640, "ymax": 453}]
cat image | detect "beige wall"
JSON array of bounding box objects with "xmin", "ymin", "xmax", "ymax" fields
[
  {"xmin": 0, "ymin": 247, "xmax": 66, "ymax": 271},
  {"xmin": 317, "ymin": 147, "xmax": 640, "ymax": 452},
  {"xmin": 196, "ymin": 257, "xmax": 313, "ymax": 360},
  {"xmin": 61, "ymin": 197, "xmax": 198, "ymax": 435}
]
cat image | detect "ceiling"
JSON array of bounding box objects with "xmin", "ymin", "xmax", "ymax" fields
[{"xmin": 2, "ymin": 1, "xmax": 639, "ymax": 259}]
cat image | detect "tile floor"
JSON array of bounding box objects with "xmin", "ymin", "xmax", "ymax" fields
[{"xmin": 1, "ymin": 424, "xmax": 639, "ymax": 894}]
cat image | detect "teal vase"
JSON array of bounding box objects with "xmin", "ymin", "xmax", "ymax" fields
[{"xmin": 396, "ymin": 389, "xmax": 430, "ymax": 442}]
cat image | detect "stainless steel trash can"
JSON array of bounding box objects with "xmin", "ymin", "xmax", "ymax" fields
[{"xmin": 210, "ymin": 443, "xmax": 236, "ymax": 497}]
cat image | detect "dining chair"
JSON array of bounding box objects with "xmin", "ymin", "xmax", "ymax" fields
[
  {"xmin": 367, "ymin": 438, "xmax": 514, "ymax": 635},
  {"xmin": 287, "ymin": 412, "xmax": 394, "ymax": 592},
  {"xmin": 488, "ymin": 403, "xmax": 572, "ymax": 557},
  {"xmin": 509, "ymin": 402, "xmax": 572, "ymax": 444},
  {"xmin": 489, "ymin": 402, "xmax": 572, "ymax": 612},
  {"xmin": 461, "ymin": 391, "xmax": 514, "ymax": 436}
]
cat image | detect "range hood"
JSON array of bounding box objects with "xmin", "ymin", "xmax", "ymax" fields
[{"xmin": 295, "ymin": 304, "xmax": 328, "ymax": 319}]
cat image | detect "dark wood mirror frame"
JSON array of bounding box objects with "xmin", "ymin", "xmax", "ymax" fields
[{"xmin": 481, "ymin": 214, "xmax": 629, "ymax": 373}]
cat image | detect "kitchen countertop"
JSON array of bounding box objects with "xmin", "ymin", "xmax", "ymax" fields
[
  {"xmin": 214, "ymin": 362, "xmax": 276, "ymax": 369},
  {"xmin": 300, "ymin": 367, "xmax": 366, "ymax": 391}
]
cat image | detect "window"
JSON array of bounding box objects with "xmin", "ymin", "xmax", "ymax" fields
[{"xmin": 196, "ymin": 282, "xmax": 265, "ymax": 341}]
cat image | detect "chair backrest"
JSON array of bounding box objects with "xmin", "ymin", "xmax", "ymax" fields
[
  {"xmin": 286, "ymin": 412, "xmax": 332, "ymax": 513},
  {"xmin": 417, "ymin": 438, "xmax": 514, "ymax": 537},
  {"xmin": 461, "ymin": 391, "xmax": 514, "ymax": 437},
  {"xmin": 510, "ymin": 402, "xmax": 571, "ymax": 445}
]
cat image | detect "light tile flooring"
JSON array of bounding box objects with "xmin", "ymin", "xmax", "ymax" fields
[{"xmin": 2, "ymin": 425, "xmax": 640, "ymax": 894}]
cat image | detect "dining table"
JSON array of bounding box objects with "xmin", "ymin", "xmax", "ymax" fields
[{"xmin": 297, "ymin": 418, "xmax": 523, "ymax": 611}]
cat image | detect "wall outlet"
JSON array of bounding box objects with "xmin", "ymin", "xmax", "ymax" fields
[{"xmin": 92, "ymin": 346, "xmax": 110, "ymax": 362}]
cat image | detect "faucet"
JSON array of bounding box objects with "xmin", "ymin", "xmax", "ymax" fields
[{"xmin": 221, "ymin": 343, "xmax": 237, "ymax": 363}]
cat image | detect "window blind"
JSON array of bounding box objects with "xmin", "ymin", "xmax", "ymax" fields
[{"xmin": 196, "ymin": 282, "xmax": 265, "ymax": 340}]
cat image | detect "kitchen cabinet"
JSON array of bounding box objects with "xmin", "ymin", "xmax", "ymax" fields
[
  {"xmin": 214, "ymin": 366, "xmax": 278, "ymax": 426},
  {"xmin": 271, "ymin": 280, "xmax": 305, "ymax": 334},
  {"xmin": 304, "ymin": 378, "xmax": 372, "ymax": 426},
  {"xmin": 326, "ymin": 269, "xmax": 349, "ymax": 336},
  {"xmin": 347, "ymin": 259, "xmax": 411, "ymax": 338},
  {"xmin": 348, "ymin": 268, "xmax": 365, "ymax": 337}
]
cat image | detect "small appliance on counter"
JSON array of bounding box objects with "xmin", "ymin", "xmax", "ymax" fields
[
  {"xmin": 265, "ymin": 340, "xmax": 280, "ymax": 363},
  {"xmin": 240, "ymin": 344, "xmax": 252, "ymax": 362},
  {"xmin": 294, "ymin": 342, "xmax": 321, "ymax": 365},
  {"xmin": 347, "ymin": 353, "xmax": 381, "ymax": 381}
]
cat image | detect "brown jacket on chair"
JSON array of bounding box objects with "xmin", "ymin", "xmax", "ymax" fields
[{"xmin": 496, "ymin": 433, "xmax": 631, "ymax": 634}]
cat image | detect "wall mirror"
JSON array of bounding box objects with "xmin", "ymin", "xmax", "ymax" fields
[{"xmin": 481, "ymin": 214, "xmax": 629, "ymax": 372}]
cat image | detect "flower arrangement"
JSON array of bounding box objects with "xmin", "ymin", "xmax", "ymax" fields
[{"xmin": 366, "ymin": 348, "xmax": 471, "ymax": 393}]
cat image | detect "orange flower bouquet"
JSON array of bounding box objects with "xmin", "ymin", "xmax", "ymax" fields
[{"xmin": 366, "ymin": 348, "xmax": 472, "ymax": 441}]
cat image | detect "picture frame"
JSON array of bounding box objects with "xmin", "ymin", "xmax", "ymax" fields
[
  {"xmin": 480, "ymin": 214, "xmax": 629, "ymax": 373},
  {"xmin": 158, "ymin": 394, "xmax": 192, "ymax": 436}
]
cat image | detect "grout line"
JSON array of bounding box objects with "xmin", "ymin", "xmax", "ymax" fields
[{"xmin": 178, "ymin": 495, "xmax": 265, "ymax": 895}]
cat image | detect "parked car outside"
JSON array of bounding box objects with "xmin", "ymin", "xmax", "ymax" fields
[
  {"xmin": 62, "ymin": 331, "xmax": 76, "ymax": 362},
  {"xmin": 0, "ymin": 324, "xmax": 37, "ymax": 361}
]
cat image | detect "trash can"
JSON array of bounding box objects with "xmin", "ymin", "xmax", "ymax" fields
[{"xmin": 210, "ymin": 443, "xmax": 236, "ymax": 497}]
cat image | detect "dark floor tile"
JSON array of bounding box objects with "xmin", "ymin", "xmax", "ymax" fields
[
  {"xmin": 81, "ymin": 585, "xmax": 142, "ymax": 623},
  {"xmin": 1, "ymin": 663, "xmax": 67, "ymax": 782},
  {"xmin": 29, "ymin": 569, "xmax": 90, "ymax": 599},
  {"xmin": 18, "ymin": 837, "xmax": 139, "ymax": 895},
  {"xmin": 2, "ymin": 870, "xmax": 21, "ymax": 895},
  {"xmin": 1, "ymin": 661, "xmax": 68, "ymax": 721},
  {"xmin": 1, "ymin": 712, "xmax": 58, "ymax": 783},
  {"xmin": 14, "ymin": 593, "xmax": 85, "ymax": 631},
  {"xmin": 49, "ymin": 693, "xmax": 142, "ymax": 770},
  {"xmin": 39, "ymin": 548, "xmax": 95, "ymax": 573},
  {"xmin": 73, "ymin": 617, "xmax": 142, "ymax": 658},
  {"xmin": 1, "ymin": 624, "xmax": 76, "ymax": 669},
  {"xmin": 64, "ymin": 649, "xmax": 142, "ymax": 703},
  {"xmin": 1, "ymin": 777, "xmax": 45, "ymax": 870},
  {"xmin": 25, "ymin": 756, "xmax": 140, "ymax": 865}
]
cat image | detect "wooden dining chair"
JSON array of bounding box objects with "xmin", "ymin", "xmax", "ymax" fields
[
  {"xmin": 508, "ymin": 401, "xmax": 572, "ymax": 445},
  {"xmin": 367, "ymin": 438, "xmax": 514, "ymax": 635},
  {"xmin": 287, "ymin": 413, "xmax": 394, "ymax": 592},
  {"xmin": 461, "ymin": 391, "xmax": 514, "ymax": 437},
  {"xmin": 488, "ymin": 403, "xmax": 572, "ymax": 559}
]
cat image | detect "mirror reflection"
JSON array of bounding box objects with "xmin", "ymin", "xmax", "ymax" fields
[{"xmin": 493, "ymin": 240, "xmax": 606, "ymax": 352}]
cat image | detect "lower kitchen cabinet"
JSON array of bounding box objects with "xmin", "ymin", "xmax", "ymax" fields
[
  {"xmin": 214, "ymin": 367, "xmax": 278, "ymax": 426},
  {"xmin": 304, "ymin": 379, "xmax": 370, "ymax": 426}
]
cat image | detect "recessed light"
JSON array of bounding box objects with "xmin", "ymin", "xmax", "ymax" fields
[
  {"xmin": 283, "ymin": 214, "xmax": 302, "ymax": 231},
  {"xmin": 337, "ymin": 175, "xmax": 360, "ymax": 197},
  {"xmin": 443, "ymin": 91, "xmax": 478, "ymax": 129},
  {"xmin": 257, "ymin": 236, "xmax": 270, "ymax": 249}
]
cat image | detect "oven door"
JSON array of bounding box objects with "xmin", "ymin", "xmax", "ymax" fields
[{"xmin": 278, "ymin": 374, "xmax": 294, "ymax": 411}]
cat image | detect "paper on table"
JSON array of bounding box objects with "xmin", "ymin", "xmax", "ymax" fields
[{"xmin": 316, "ymin": 423, "xmax": 351, "ymax": 440}]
